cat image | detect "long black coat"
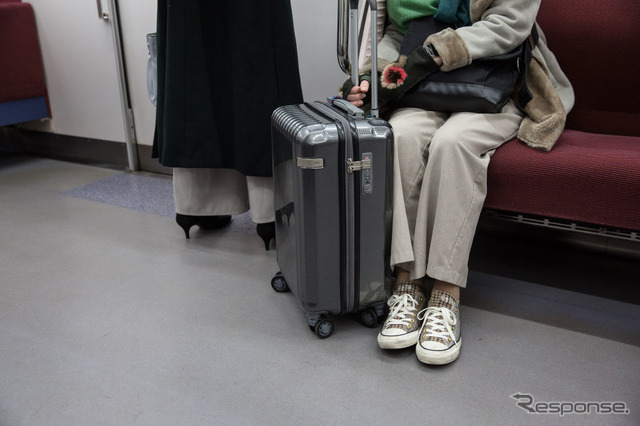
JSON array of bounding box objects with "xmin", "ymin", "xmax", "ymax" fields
[{"xmin": 153, "ymin": 0, "xmax": 303, "ymax": 177}]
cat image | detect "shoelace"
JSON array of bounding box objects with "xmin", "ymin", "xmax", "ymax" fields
[
  {"xmin": 418, "ymin": 306, "xmax": 459, "ymax": 347},
  {"xmin": 385, "ymin": 293, "xmax": 421, "ymax": 327}
]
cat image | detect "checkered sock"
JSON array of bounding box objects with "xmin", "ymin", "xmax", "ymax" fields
[
  {"xmin": 428, "ymin": 289, "xmax": 458, "ymax": 310},
  {"xmin": 393, "ymin": 280, "xmax": 425, "ymax": 298}
]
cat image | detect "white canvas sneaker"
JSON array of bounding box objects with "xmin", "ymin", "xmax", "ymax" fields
[
  {"xmin": 416, "ymin": 289, "xmax": 461, "ymax": 365},
  {"xmin": 377, "ymin": 282, "xmax": 426, "ymax": 349}
]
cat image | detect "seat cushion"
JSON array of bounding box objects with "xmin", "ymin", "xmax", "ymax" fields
[{"xmin": 485, "ymin": 130, "xmax": 640, "ymax": 231}]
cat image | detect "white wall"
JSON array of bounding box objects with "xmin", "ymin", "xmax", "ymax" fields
[
  {"xmin": 19, "ymin": 0, "xmax": 156, "ymax": 147},
  {"xmin": 290, "ymin": 0, "xmax": 349, "ymax": 101},
  {"xmin": 25, "ymin": 0, "xmax": 127, "ymax": 142},
  {"xmin": 21, "ymin": 0, "xmax": 348, "ymax": 150}
]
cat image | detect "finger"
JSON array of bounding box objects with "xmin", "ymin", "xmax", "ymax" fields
[
  {"xmin": 346, "ymin": 94, "xmax": 365, "ymax": 104},
  {"xmin": 348, "ymin": 85, "xmax": 362, "ymax": 95},
  {"xmin": 360, "ymin": 80, "xmax": 370, "ymax": 92}
]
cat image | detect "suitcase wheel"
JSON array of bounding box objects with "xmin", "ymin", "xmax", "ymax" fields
[
  {"xmin": 271, "ymin": 272, "xmax": 290, "ymax": 293},
  {"xmin": 308, "ymin": 315, "xmax": 334, "ymax": 339},
  {"xmin": 360, "ymin": 308, "xmax": 379, "ymax": 328},
  {"xmin": 313, "ymin": 318, "xmax": 334, "ymax": 339}
]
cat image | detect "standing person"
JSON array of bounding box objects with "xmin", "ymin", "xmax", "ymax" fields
[
  {"xmin": 345, "ymin": 0, "xmax": 573, "ymax": 365},
  {"xmin": 153, "ymin": 0, "xmax": 303, "ymax": 247}
]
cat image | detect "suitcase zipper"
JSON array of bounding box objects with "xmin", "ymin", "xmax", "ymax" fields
[{"xmin": 310, "ymin": 101, "xmax": 359, "ymax": 314}]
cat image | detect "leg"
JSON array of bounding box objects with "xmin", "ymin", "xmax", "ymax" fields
[
  {"xmin": 412, "ymin": 100, "xmax": 524, "ymax": 364},
  {"xmin": 378, "ymin": 108, "xmax": 445, "ymax": 350},
  {"xmin": 433, "ymin": 280, "xmax": 460, "ymax": 300},
  {"xmin": 387, "ymin": 107, "xmax": 448, "ymax": 271},
  {"xmin": 412, "ymin": 99, "xmax": 524, "ymax": 287},
  {"xmin": 247, "ymin": 176, "xmax": 276, "ymax": 250},
  {"xmin": 173, "ymin": 168, "xmax": 249, "ymax": 216},
  {"xmin": 246, "ymin": 176, "xmax": 275, "ymax": 223},
  {"xmin": 383, "ymin": 101, "xmax": 523, "ymax": 363},
  {"xmin": 172, "ymin": 168, "xmax": 248, "ymax": 238}
]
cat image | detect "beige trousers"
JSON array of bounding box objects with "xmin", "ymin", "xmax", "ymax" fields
[
  {"xmin": 172, "ymin": 168, "xmax": 274, "ymax": 224},
  {"xmin": 389, "ymin": 100, "xmax": 524, "ymax": 287}
]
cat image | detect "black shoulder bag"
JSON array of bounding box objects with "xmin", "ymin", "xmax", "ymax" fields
[{"xmin": 393, "ymin": 16, "xmax": 538, "ymax": 113}]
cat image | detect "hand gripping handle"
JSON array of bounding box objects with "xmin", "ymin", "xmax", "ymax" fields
[{"xmin": 337, "ymin": 0, "xmax": 380, "ymax": 117}]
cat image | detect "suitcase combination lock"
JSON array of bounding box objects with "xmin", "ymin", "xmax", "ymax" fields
[{"xmin": 347, "ymin": 153, "xmax": 373, "ymax": 194}]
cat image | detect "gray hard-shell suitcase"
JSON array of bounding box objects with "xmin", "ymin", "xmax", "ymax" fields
[{"xmin": 270, "ymin": 0, "xmax": 393, "ymax": 338}]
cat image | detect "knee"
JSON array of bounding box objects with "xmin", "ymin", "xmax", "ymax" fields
[
  {"xmin": 389, "ymin": 110, "xmax": 435, "ymax": 162},
  {"xmin": 395, "ymin": 133, "xmax": 425, "ymax": 163},
  {"xmin": 429, "ymin": 128, "xmax": 472, "ymax": 161}
]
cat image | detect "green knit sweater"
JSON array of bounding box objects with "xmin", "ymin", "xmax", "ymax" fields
[{"xmin": 387, "ymin": 0, "xmax": 440, "ymax": 34}]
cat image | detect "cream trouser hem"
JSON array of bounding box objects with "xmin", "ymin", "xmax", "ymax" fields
[
  {"xmin": 172, "ymin": 168, "xmax": 275, "ymax": 224},
  {"xmin": 389, "ymin": 100, "xmax": 524, "ymax": 287}
]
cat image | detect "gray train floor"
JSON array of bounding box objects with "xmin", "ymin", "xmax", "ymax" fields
[{"xmin": 1, "ymin": 153, "xmax": 638, "ymax": 425}]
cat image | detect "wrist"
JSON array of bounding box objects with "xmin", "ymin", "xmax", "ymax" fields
[{"xmin": 425, "ymin": 44, "xmax": 442, "ymax": 67}]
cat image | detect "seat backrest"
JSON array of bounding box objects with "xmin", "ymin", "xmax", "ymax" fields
[
  {"xmin": 537, "ymin": 0, "xmax": 640, "ymax": 136},
  {"xmin": 0, "ymin": 2, "xmax": 47, "ymax": 104}
]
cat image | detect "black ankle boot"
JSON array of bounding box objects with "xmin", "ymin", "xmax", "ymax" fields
[
  {"xmin": 176, "ymin": 213, "xmax": 231, "ymax": 239},
  {"xmin": 256, "ymin": 222, "xmax": 276, "ymax": 250}
]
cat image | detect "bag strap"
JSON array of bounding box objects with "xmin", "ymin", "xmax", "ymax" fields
[
  {"xmin": 516, "ymin": 23, "xmax": 539, "ymax": 107},
  {"xmin": 358, "ymin": 1, "xmax": 370, "ymax": 49}
]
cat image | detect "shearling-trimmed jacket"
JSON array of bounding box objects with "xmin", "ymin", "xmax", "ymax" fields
[{"xmin": 375, "ymin": 0, "xmax": 574, "ymax": 151}]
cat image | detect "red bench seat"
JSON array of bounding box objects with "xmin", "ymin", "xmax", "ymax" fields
[{"xmin": 485, "ymin": 0, "xmax": 640, "ymax": 234}]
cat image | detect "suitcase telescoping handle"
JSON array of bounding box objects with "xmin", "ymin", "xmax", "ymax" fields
[{"xmin": 336, "ymin": 0, "xmax": 380, "ymax": 118}]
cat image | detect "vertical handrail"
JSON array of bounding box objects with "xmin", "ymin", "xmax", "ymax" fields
[
  {"xmin": 348, "ymin": 2, "xmax": 360, "ymax": 84},
  {"xmin": 369, "ymin": 0, "xmax": 379, "ymax": 117},
  {"xmin": 336, "ymin": 0, "xmax": 350, "ymax": 76},
  {"xmin": 337, "ymin": 0, "xmax": 380, "ymax": 117},
  {"xmin": 96, "ymin": 0, "xmax": 109, "ymax": 20},
  {"xmin": 106, "ymin": 0, "xmax": 139, "ymax": 170}
]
